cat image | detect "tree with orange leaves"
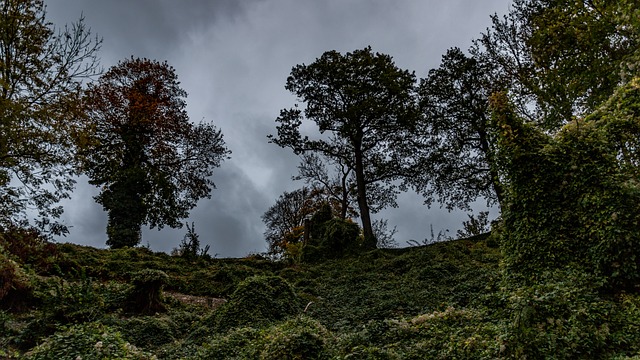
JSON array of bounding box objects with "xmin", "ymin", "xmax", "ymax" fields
[{"xmin": 81, "ymin": 58, "xmax": 229, "ymax": 248}]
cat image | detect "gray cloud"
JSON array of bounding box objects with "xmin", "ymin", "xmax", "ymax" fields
[{"xmin": 46, "ymin": 0, "xmax": 511, "ymax": 257}]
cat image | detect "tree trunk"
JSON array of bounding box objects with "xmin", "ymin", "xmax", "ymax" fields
[
  {"xmin": 339, "ymin": 169, "xmax": 349, "ymax": 220},
  {"xmin": 353, "ymin": 141, "xmax": 376, "ymax": 249},
  {"xmin": 479, "ymin": 124, "xmax": 504, "ymax": 210}
]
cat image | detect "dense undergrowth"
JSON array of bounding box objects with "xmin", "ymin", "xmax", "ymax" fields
[{"xmin": 2, "ymin": 228, "xmax": 640, "ymax": 359}]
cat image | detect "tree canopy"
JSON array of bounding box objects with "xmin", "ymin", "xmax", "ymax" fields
[
  {"xmin": 412, "ymin": 47, "xmax": 504, "ymax": 211},
  {"xmin": 81, "ymin": 57, "xmax": 229, "ymax": 248},
  {"xmin": 478, "ymin": 0, "xmax": 639, "ymax": 128},
  {"xmin": 270, "ymin": 47, "xmax": 421, "ymax": 248},
  {"xmin": 491, "ymin": 78, "xmax": 640, "ymax": 289},
  {"xmin": 0, "ymin": 0, "xmax": 101, "ymax": 234}
]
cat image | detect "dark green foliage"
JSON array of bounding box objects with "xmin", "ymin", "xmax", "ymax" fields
[
  {"xmin": 491, "ymin": 79, "xmax": 640, "ymax": 289},
  {"xmin": 308, "ymin": 202, "xmax": 333, "ymax": 244},
  {"xmin": 3, "ymin": 230, "xmax": 639, "ymax": 359},
  {"xmin": 270, "ymin": 47, "xmax": 421, "ymax": 247},
  {"xmin": 303, "ymin": 204, "xmax": 361, "ymax": 261},
  {"xmin": 317, "ymin": 218, "xmax": 360, "ymax": 258},
  {"xmin": 334, "ymin": 307, "xmax": 504, "ymax": 359},
  {"xmin": 256, "ymin": 316, "xmax": 331, "ymax": 360},
  {"xmin": 117, "ymin": 316, "xmax": 177, "ymax": 349},
  {"xmin": 504, "ymin": 268, "xmax": 614, "ymax": 359},
  {"xmin": 0, "ymin": 246, "xmax": 33, "ymax": 312},
  {"xmin": 0, "ymin": 225, "xmax": 59, "ymax": 275},
  {"xmin": 212, "ymin": 275, "xmax": 302, "ymax": 332},
  {"xmin": 198, "ymin": 316, "xmax": 331, "ymax": 360},
  {"xmin": 82, "ymin": 58, "xmax": 229, "ymax": 248},
  {"xmin": 196, "ymin": 327, "xmax": 261, "ymax": 359},
  {"xmin": 38, "ymin": 273, "xmax": 105, "ymax": 324},
  {"xmin": 129, "ymin": 269, "xmax": 169, "ymax": 314},
  {"xmin": 22, "ymin": 322, "xmax": 153, "ymax": 360},
  {"xmin": 302, "ymin": 240, "xmax": 502, "ymax": 332}
]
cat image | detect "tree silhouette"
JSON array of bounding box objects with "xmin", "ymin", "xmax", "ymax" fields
[
  {"xmin": 82, "ymin": 58, "xmax": 229, "ymax": 248},
  {"xmin": 270, "ymin": 47, "xmax": 420, "ymax": 249}
]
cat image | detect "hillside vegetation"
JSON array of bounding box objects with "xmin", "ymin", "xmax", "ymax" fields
[{"xmin": 1, "ymin": 229, "xmax": 640, "ymax": 359}]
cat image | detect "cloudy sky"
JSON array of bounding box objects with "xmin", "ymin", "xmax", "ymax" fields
[{"xmin": 45, "ymin": 0, "xmax": 512, "ymax": 257}]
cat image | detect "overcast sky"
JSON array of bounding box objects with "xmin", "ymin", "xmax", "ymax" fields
[{"xmin": 45, "ymin": 0, "xmax": 512, "ymax": 257}]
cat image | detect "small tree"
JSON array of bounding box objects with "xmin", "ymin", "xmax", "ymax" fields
[
  {"xmin": 172, "ymin": 222, "xmax": 210, "ymax": 260},
  {"xmin": 82, "ymin": 58, "xmax": 230, "ymax": 248},
  {"xmin": 262, "ymin": 187, "xmax": 324, "ymax": 257}
]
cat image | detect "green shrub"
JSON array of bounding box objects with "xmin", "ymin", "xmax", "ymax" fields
[
  {"xmin": 319, "ymin": 219, "xmax": 361, "ymax": 258},
  {"xmin": 334, "ymin": 307, "xmax": 504, "ymax": 359},
  {"xmin": 504, "ymin": 268, "xmax": 613, "ymax": 359},
  {"xmin": 196, "ymin": 316, "xmax": 331, "ymax": 360},
  {"xmin": 196, "ymin": 327, "xmax": 261, "ymax": 359},
  {"xmin": 259, "ymin": 316, "xmax": 331, "ymax": 359},
  {"xmin": 491, "ymin": 82, "xmax": 640, "ymax": 289},
  {"xmin": 22, "ymin": 322, "xmax": 154, "ymax": 360},
  {"xmin": 37, "ymin": 273, "xmax": 106, "ymax": 323},
  {"xmin": 129, "ymin": 269, "xmax": 169, "ymax": 314},
  {"xmin": 117, "ymin": 316, "xmax": 177, "ymax": 349},
  {"xmin": 212, "ymin": 275, "xmax": 301, "ymax": 332},
  {"xmin": 0, "ymin": 246, "xmax": 33, "ymax": 312},
  {"xmin": 308, "ymin": 202, "xmax": 333, "ymax": 244}
]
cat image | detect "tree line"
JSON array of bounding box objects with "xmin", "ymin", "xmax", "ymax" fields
[
  {"xmin": 264, "ymin": 0, "xmax": 640, "ymax": 260},
  {"xmin": 0, "ymin": 0, "xmax": 229, "ymax": 248},
  {"xmin": 1, "ymin": 0, "xmax": 639, "ymax": 262}
]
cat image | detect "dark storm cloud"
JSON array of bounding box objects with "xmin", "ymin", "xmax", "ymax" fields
[
  {"xmin": 46, "ymin": 0, "xmax": 512, "ymax": 257},
  {"xmin": 46, "ymin": 0, "xmax": 262, "ymax": 60}
]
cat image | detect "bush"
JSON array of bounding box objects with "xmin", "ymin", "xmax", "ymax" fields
[
  {"xmin": 129, "ymin": 269, "xmax": 169, "ymax": 314},
  {"xmin": 36, "ymin": 271, "xmax": 112, "ymax": 324},
  {"xmin": 491, "ymin": 83, "xmax": 640, "ymax": 289},
  {"xmin": 196, "ymin": 327, "xmax": 261, "ymax": 359},
  {"xmin": 197, "ymin": 316, "xmax": 331, "ymax": 359},
  {"xmin": 116, "ymin": 316, "xmax": 177, "ymax": 349},
  {"xmin": 504, "ymin": 268, "xmax": 613, "ymax": 359},
  {"xmin": 0, "ymin": 246, "xmax": 33, "ymax": 312},
  {"xmin": 22, "ymin": 322, "xmax": 154, "ymax": 360},
  {"xmin": 319, "ymin": 219, "xmax": 361, "ymax": 258},
  {"xmin": 333, "ymin": 307, "xmax": 503, "ymax": 359},
  {"xmin": 212, "ymin": 275, "xmax": 301, "ymax": 332},
  {"xmin": 0, "ymin": 225, "xmax": 58, "ymax": 274},
  {"xmin": 259, "ymin": 316, "xmax": 331, "ymax": 359},
  {"xmin": 302, "ymin": 219, "xmax": 361, "ymax": 262}
]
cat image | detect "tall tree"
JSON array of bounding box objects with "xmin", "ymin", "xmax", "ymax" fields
[
  {"xmin": 82, "ymin": 57, "xmax": 229, "ymax": 248},
  {"xmin": 0, "ymin": 0, "xmax": 101, "ymax": 234},
  {"xmin": 478, "ymin": 0, "xmax": 639, "ymax": 128},
  {"xmin": 413, "ymin": 48, "xmax": 505, "ymax": 210},
  {"xmin": 270, "ymin": 47, "xmax": 420, "ymax": 249}
]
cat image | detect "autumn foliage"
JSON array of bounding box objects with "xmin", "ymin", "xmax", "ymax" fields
[{"xmin": 81, "ymin": 58, "xmax": 229, "ymax": 248}]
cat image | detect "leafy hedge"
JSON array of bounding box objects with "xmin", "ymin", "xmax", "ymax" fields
[{"xmin": 491, "ymin": 79, "xmax": 640, "ymax": 289}]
